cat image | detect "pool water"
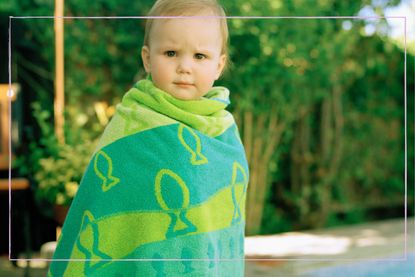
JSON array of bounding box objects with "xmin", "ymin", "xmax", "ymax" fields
[{"xmin": 302, "ymin": 253, "xmax": 415, "ymax": 277}]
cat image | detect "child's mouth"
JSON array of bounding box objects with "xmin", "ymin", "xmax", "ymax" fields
[{"xmin": 174, "ymin": 82, "xmax": 194, "ymax": 88}]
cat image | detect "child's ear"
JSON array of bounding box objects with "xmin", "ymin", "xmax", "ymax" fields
[
  {"xmin": 141, "ymin": 46, "xmax": 151, "ymax": 73},
  {"xmin": 215, "ymin": 54, "xmax": 227, "ymax": 80}
]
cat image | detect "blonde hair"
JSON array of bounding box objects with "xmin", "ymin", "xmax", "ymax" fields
[{"xmin": 143, "ymin": 0, "xmax": 229, "ymax": 70}]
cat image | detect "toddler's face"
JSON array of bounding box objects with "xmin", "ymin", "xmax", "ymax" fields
[{"xmin": 142, "ymin": 15, "xmax": 226, "ymax": 100}]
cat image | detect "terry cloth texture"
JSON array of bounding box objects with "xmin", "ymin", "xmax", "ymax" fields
[{"xmin": 48, "ymin": 79, "xmax": 249, "ymax": 276}]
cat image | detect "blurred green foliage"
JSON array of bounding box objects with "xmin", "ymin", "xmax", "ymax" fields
[
  {"xmin": 3, "ymin": 0, "xmax": 413, "ymax": 233},
  {"xmin": 14, "ymin": 102, "xmax": 98, "ymax": 216}
]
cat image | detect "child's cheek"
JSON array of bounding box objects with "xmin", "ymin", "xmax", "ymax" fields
[{"xmin": 153, "ymin": 64, "xmax": 172, "ymax": 92}]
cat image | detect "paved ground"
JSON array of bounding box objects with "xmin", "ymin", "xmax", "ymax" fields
[
  {"xmin": 1, "ymin": 217, "xmax": 413, "ymax": 276},
  {"xmin": 245, "ymin": 217, "xmax": 414, "ymax": 276}
]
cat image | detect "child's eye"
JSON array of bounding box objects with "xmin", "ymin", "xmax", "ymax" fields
[
  {"xmin": 165, "ymin": 51, "xmax": 176, "ymax": 57},
  {"xmin": 194, "ymin": 53, "xmax": 206, "ymax": 60}
]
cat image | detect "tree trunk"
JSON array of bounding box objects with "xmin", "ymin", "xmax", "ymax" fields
[
  {"xmin": 290, "ymin": 108, "xmax": 312, "ymax": 223},
  {"xmin": 312, "ymin": 85, "xmax": 344, "ymax": 228},
  {"xmin": 321, "ymin": 85, "xmax": 344, "ymax": 220},
  {"xmin": 242, "ymin": 109, "xmax": 284, "ymax": 235}
]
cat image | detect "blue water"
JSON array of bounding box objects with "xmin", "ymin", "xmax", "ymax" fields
[{"xmin": 303, "ymin": 253, "xmax": 415, "ymax": 277}]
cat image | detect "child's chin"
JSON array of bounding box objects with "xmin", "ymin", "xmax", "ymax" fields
[{"xmin": 168, "ymin": 90, "xmax": 201, "ymax": 101}]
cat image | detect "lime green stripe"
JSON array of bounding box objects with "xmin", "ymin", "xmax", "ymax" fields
[
  {"xmin": 94, "ymin": 104, "xmax": 176, "ymax": 152},
  {"xmin": 65, "ymin": 183, "xmax": 245, "ymax": 264}
]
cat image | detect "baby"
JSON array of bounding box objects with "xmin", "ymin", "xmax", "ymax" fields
[
  {"xmin": 48, "ymin": 0, "xmax": 249, "ymax": 276},
  {"xmin": 141, "ymin": 0, "xmax": 227, "ymax": 101}
]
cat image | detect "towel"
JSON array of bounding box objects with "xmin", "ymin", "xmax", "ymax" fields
[{"xmin": 48, "ymin": 79, "xmax": 249, "ymax": 276}]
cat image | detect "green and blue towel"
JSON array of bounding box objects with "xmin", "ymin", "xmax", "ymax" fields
[{"xmin": 48, "ymin": 79, "xmax": 249, "ymax": 276}]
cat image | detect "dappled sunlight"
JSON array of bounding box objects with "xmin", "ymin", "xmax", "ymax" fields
[
  {"xmin": 245, "ymin": 232, "xmax": 352, "ymax": 257},
  {"xmin": 244, "ymin": 225, "xmax": 403, "ymax": 258}
]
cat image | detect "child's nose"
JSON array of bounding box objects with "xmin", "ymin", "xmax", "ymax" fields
[{"xmin": 177, "ymin": 57, "xmax": 192, "ymax": 74}]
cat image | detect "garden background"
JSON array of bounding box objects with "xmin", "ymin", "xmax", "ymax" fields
[{"xmin": 0, "ymin": 0, "xmax": 413, "ymax": 256}]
